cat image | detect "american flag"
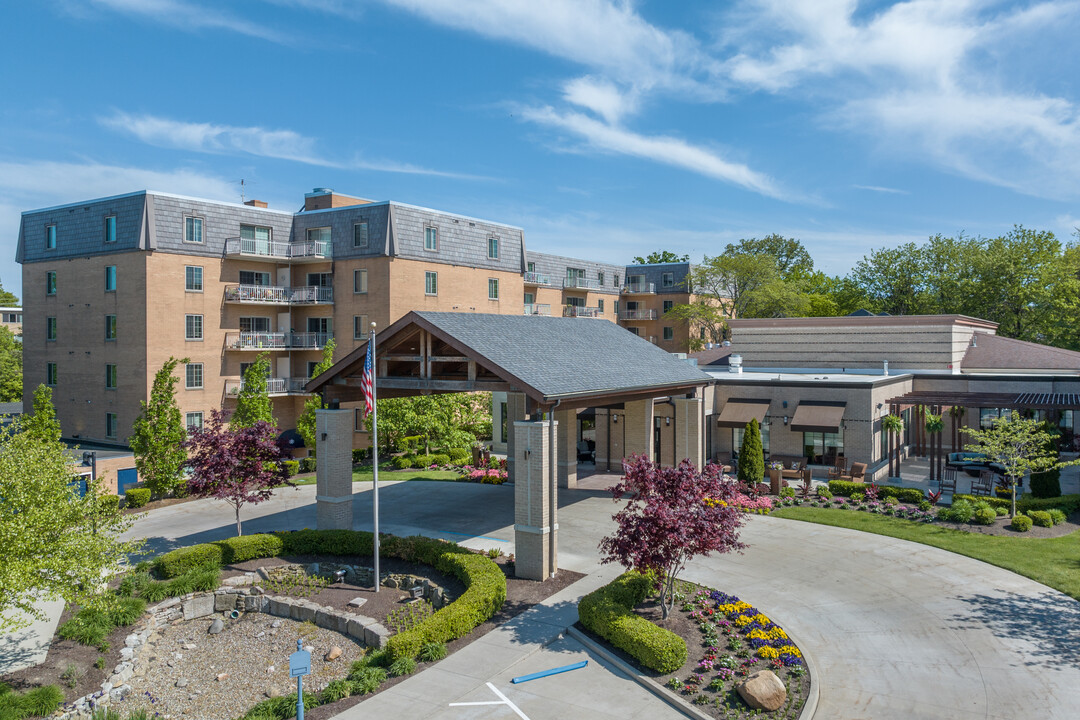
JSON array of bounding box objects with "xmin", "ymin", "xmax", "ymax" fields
[{"xmin": 360, "ymin": 336, "xmax": 375, "ymax": 417}]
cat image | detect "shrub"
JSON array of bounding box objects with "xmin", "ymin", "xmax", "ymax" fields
[
  {"xmin": 953, "ymin": 494, "xmax": 1010, "ymax": 511},
  {"xmin": 100, "ymin": 495, "xmax": 121, "ymax": 511},
  {"xmin": 1011, "ymin": 514, "xmax": 1033, "ymax": 532},
  {"xmin": 850, "ymin": 492, "xmax": 864, "ymax": 504},
  {"xmin": 884, "ymin": 496, "xmax": 899, "ymax": 506},
  {"xmin": 279, "ymin": 529, "xmax": 374, "ymax": 557},
  {"xmin": 918, "ymin": 500, "xmax": 932, "ymax": 512},
  {"xmin": 351, "ymin": 449, "xmax": 367, "ymax": 464},
  {"xmin": 1027, "ymin": 510, "xmax": 1053, "ymax": 528},
  {"xmin": 937, "ymin": 499, "xmax": 974, "ymax": 523},
  {"xmin": 396, "ymin": 435, "xmax": 422, "ymax": 453},
  {"xmin": 411, "ymin": 454, "xmax": 433, "ymax": 469},
  {"xmin": 388, "ymin": 656, "xmax": 417, "ymax": 677},
  {"xmin": 418, "ymin": 641, "xmax": 447, "ymax": 662},
  {"xmin": 577, "ymin": 570, "xmax": 687, "ymax": 674},
  {"xmin": 347, "ymin": 666, "xmax": 387, "ymax": 695},
  {"xmin": 973, "ymin": 507, "xmax": 997, "ymax": 526},
  {"xmin": 154, "ymin": 535, "xmax": 282, "ymax": 577},
  {"xmin": 816, "ymin": 487, "xmax": 832, "ymax": 500},
  {"xmin": 429, "ymin": 454, "xmax": 451, "ymax": 467},
  {"xmin": 124, "ymin": 488, "xmax": 151, "ymax": 508},
  {"xmin": 392, "ymin": 455, "xmax": 414, "ymax": 470},
  {"xmin": 448, "ymin": 448, "xmax": 470, "ymax": 464},
  {"xmin": 995, "ymin": 506, "xmax": 1008, "ymax": 517},
  {"xmin": 778, "ymin": 486, "xmax": 795, "ymax": 498},
  {"xmin": 282, "ymin": 460, "xmax": 300, "ymax": 477},
  {"xmin": 828, "ymin": 481, "xmax": 923, "ymax": 503},
  {"xmin": 319, "ymin": 679, "xmax": 352, "ymax": 703},
  {"xmin": 1029, "ymin": 469, "xmax": 1061, "ymax": 499},
  {"xmin": 299, "ymin": 457, "xmax": 317, "ymax": 474},
  {"xmin": 1048, "ymin": 508, "xmax": 1067, "ymax": 525},
  {"xmin": 1018, "ymin": 494, "xmax": 1080, "ymax": 515}
]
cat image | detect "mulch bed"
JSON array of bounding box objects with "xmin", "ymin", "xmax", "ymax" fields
[{"xmin": 933, "ymin": 510, "xmax": 1080, "ymax": 538}]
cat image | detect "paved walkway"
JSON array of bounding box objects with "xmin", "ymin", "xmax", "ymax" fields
[{"xmin": 0, "ymin": 598, "xmax": 65, "ymax": 674}]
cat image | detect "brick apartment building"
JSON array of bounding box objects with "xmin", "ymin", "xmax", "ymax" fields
[{"xmin": 16, "ymin": 188, "xmax": 705, "ymax": 447}]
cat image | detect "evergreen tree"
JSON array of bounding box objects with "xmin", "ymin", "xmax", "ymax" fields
[
  {"xmin": 130, "ymin": 357, "xmax": 189, "ymax": 496},
  {"xmin": 0, "ymin": 327, "xmax": 22, "ymax": 402},
  {"xmin": 737, "ymin": 418, "xmax": 764, "ymax": 485},
  {"xmin": 23, "ymin": 385, "xmax": 61, "ymax": 443},
  {"xmin": 296, "ymin": 339, "xmax": 336, "ymax": 452},
  {"xmin": 231, "ymin": 353, "xmax": 275, "ymax": 429}
]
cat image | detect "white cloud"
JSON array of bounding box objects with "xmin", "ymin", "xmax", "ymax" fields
[
  {"xmin": 562, "ymin": 77, "xmax": 640, "ymax": 125},
  {"xmin": 518, "ymin": 105, "xmax": 786, "ymax": 199},
  {"xmin": 100, "ymin": 112, "xmax": 489, "ymax": 179},
  {"xmin": 853, "ymin": 184, "xmax": 909, "ymax": 195},
  {"xmin": 79, "ymin": 0, "xmax": 290, "ymax": 43}
]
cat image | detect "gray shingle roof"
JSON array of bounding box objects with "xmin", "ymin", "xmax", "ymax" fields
[{"xmin": 413, "ymin": 312, "xmax": 712, "ymax": 400}]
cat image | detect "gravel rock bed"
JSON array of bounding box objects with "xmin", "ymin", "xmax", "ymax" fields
[{"xmin": 117, "ymin": 613, "xmax": 363, "ymax": 720}]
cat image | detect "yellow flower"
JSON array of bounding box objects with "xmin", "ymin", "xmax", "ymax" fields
[
  {"xmin": 776, "ymin": 645, "xmax": 802, "ymax": 658},
  {"xmin": 757, "ymin": 646, "xmax": 781, "ymax": 659}
]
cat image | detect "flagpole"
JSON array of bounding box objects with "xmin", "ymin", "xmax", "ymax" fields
[{"xmin": 370, "ymin": 323, "xmax": 380, "ymax": 594}]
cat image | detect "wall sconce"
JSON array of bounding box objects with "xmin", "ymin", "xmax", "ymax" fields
[
  {"xmin": 612, "ymin": 414, "xmax": 619, "ymax": 423},
  {"xmin": 665, "ymin": 417, "xmax": 671, "ymax": 426},
  {"xmin": 783, "ymin": 416, "xmax": 789, "ymax": 425}
]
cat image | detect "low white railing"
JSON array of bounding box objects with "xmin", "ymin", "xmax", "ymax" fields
[
  {"xmin": 225, "ymin": 237, "xmax": 332, "ymax": 259},
  {"xmin": 523, "ymin": 304, "xmax": 552, "ymax": 316}
]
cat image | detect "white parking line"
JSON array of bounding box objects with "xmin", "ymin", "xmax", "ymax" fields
[{"xmin": 448, "ymin": 682, "xmax": 531, "ymax": 720}]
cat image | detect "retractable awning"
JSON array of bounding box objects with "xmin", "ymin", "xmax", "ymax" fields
[
  {"xmin": 790, "ymin": 402, "xmax": 846, "ymax": 433},
  {"xmin": 715, "ymin": 399, "xmax": 771, "ymax": 428}
]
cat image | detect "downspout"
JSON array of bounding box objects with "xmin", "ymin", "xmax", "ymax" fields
[{"xmin": 549, "ymin": 399, "xmax": 560, "ymax": 579}]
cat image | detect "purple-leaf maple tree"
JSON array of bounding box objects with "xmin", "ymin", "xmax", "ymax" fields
[
  {"xmin": 184, "ymin": 409, "xmax": 290, "ymax": 536},
  {"xmin": 599, "ymin": 455, "xmax": 746, "ymax": 619}
]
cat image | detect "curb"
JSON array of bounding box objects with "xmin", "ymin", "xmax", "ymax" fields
[{"xmin": 566, "ymin": 625, "xmax": 818, "ymax": 720}]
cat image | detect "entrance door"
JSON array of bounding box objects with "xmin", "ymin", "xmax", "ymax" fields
[{"xmin": 117, "ymin": 468, "xmax": 138, "ymax": 494}]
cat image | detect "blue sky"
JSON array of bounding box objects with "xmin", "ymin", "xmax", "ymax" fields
[{"xmin": 2, "ymin": 1, "xmax": 1080, "ymax": 299}]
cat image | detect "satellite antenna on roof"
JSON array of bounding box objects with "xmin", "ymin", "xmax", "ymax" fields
[{"xmin": 238, "ymin": 178, "xmax": 256, "ymax": 204}]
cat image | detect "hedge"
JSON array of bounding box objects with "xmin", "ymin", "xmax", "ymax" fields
[
  {"xmin": 283, "ymin": 460, "xmax": 300, "ymax": 477},
  {"xmin": 154, "ymin": 534, "xmax": 284, "ymax": 577},
  {"xmin": 125, "ymin": 488, "xmax": 151, "ymax": 508},
  {"xmin": 392, "ymin": 456, "xmax": 414, "ymax": 470},
  {"xmin": 1027, "ymin": 510, "xmax": 1053, "ymax": 528},
  {"xmin": 578, "ymin": 571, "xmax": 687, "ymax": 674},
  {"xmin": 352, "ymin": 449, "xmax": 367, "ymax": 464},
  {"xmin": 300, "ymin": 457, "xmax": 317, "ymax": 473},
  {"xmin": 828, "ymin": 481, "xmax": 924, "ymax": 504}
]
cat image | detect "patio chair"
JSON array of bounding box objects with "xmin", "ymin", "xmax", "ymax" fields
[
  {"xmin": 939, "ymin": 467, "xmax": 958, "ymax": 494},
  {"xmin": 827, "ymin": 457, "xmax": 848, "ymax": 480},
  {"xmin": 970, "ymin": 469, "xmax": 993, "ymax": 497},
  {"xmin": 839, "ymin": 462, "xmax": 866, "ymax": 482}
]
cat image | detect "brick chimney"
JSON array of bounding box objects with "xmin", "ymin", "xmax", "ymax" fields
[
  {"xmin": 303, "ymin": 188, "xmax": 374, "ymax": 211},
  {"xmin": 243, "ymin": 199, "xmax": 268, "ymax": 208}
]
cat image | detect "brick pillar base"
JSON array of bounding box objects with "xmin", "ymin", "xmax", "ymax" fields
[
  {"xmin": 315, "ymin": 409, "xmax": 353, "ymax": 530},
  {"xmin": 513, "ymin": 419, "xmax": 557, "ymax": 580}
]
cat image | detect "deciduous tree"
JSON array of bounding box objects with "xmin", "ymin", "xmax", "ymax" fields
[
  {"xmin": 365, "ymin": 393, "xmax": 492, "ymax": 452},
  {"xmin": 599, "ymin": 456, "xmax": 746, "ymax": 619},
  {"xmin": 296, "ymin": 339, "xmax": 336, "ymax": 452},
  {"xmin": 185, "ymin": 409, "xmax": 289, "ymax": 536},
  {"xmin": 231, "ymin": 353, "xmax": 275, "ymax": 429},
  {"xmin": 0, "ymin": 417, "xmax": 141, "ymax": 631},
  {"xmin": 0, "ymin": 326, "xmax": 22, "ymax": 402},
  {"xmin": 23, "ymin": 385, "xmax": 61, "ymax": 443},
  {"xmin": 130, "ymin": 357, "xmax": 189, "ymax": 496},
  {"xmin": 631, "ymin": 250, "xmax": 690, "ymax": 265}
]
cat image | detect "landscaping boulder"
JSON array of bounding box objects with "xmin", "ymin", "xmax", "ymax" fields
[
  {"xmin": 183, "ymin": 595, "xmax": 214, "ymax": 620},
  {"xmin": 737, "ymin": 670, "xmax": 787, "ymax": 711},
  {"xmin": 208, "ymin": 618, "xmax": 224, "ymax": 634},
  {"xmin": 364, "ymin": 622, "xmax": 390, "ymax": 649},
  {"xmin": 325, "ymin": 646, "xmax": 343, "ymax": 661}
]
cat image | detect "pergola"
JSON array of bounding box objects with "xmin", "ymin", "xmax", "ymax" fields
[
  {"xmin": 882, "ymin": 390, "xmax": 1080, "ymax": 480},
  {"xmin": 305, "ymin": 311, "xmax": 713, "ymax": 580}
]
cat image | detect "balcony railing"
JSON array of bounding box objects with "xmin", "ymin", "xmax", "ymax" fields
[
  {"xmin": 621, "ymin": 282, "xmax": 656, "ymax": 294},
  {"xmin": 563, "ymin": 306, "xmax": 603, "ymax": 318},
  {"xmin": 224, "ymin": 284, "xmax": 334, "ymax": 305},
  {"xmin": 224, "ymin": 377, "xmax": 311, "ymax": 397},
  {"xmin": 225, "ymin": 332, "xmax": 333, "ymax": 350},
  {"xmin": 619, "ymin": 309, "xmax": 658, "ymax": 321},
  {"xmin": 524, "ymin": 272, "xmax": 553, "ymax": 286},
  {"xmin": 523, "ymin": 303, "xmax": 551, "ymax": 316},
  {"xmin": 563, "ymin": 276, "xmax": 595, "ymax": 290},
  {"xmin": 224, "ymin": 237, "xmax": 332, "ymax": 260}
]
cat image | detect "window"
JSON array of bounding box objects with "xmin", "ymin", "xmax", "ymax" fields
[
  {"xmin": 47, "ymin": 362, "xmax": 57, "ymax": 386},
  {"xmin": 424, "ymin": 226, "xmax": 438, "ymax": 251},
  {"xmin": 307, "ymin": 272, "xmax": 332, "ymax": 288},
  {"xmin": 524, "ymin": 292, "xmax": 535, "ymax": 305},
  {"xmin": 185, "ymin": 314, "xmax": 203, "ymax": 340},
  {"xmin": 663, "ymin": 300, "xmax": 673, "ymax": 313},
  {"xmin": 527, "ymin": 262, "xmax": 535, "ymax": 273},
  {"xmin": 184, "ymin": 217, "xmax": 203, "ymax": 244},
  {"xmin": 105, "ymin": 314, "xmax": 117, "ymax": 340},
  {"xmin": 46, "ymin": 271, "xmax": 56, "ymax": 295},
  {"xmin": 663, "ymin": 326, "xmax": 674, "ymax": 341},
  {"xmin": 488, "ymin": 278, "xmax": 499, "ymax": 300},
  {"xmin": 979, "ymin": 408, "xmax": 1003, "ymax": 429},
  {"xmin": 566, "ymin": 296, "xmax": 585, "ymax": 308},
  {"xmin": 567, "ymin": 268, "xmax": 586, "ymax": 284},
  {"xmin": 186, "ymin": 363, "xmax": 204, "ymax": 389},
  {"xmin": 239, "ymin": 270, "xmax": 271, "ymax": 286},
  {"xmin": 46, "ymin": 225, "xmax": 56, "ymax": 249},
  {"xmin": 425, "ymin": 271, "xmax": 438, "ymax": 295},
  {"xmin": 598, "ymin": 271, "xmax": 605, "ymax": 286},
  {"xmin": 614, "ymin": 274, "xmax": 620, "ymax": 288},
  {"xmin": 105, "ymin": 266, "xmax": 117, "ymax": 292},
  {"xmin": 307, "ymin": 227, "xmax": 330, "ymax": 244},
  {"xmin": 46, "ymin": 317, "xmax": 56, "ymax": 341},
  {"xmin": 186, "ymin": 412, "xmax": 203, "ymax": 431},
  {"xmin": 354, "ymin": 222, "xmax": 369, "ymax": 248},
  {"xmin": 662, "ymin": 272, "xmax": 674, "ymax": 288},
  {"xmin": 614, "ymin": 300, "xmax": 619, "ymax": 315},
  {"xmin": 353, "ymin": 269, "xmax": 368, "ymax": 294},
  {"xmin": 488, "ymin": 237, "xmax": 499, "ymax": 259},
  {"xmin": 597, "ymin": 299, "xmax": 604, "ymax": 313},
  {"xmin": 241, "ymin": 225, "xmax": 272, "ymax": 254},
  {"xmin": 627, "ymin": 327, "xmax": 640, "ymax": 336},
  {"xmin": 185, "ymin": 266, "xmax": 203, "ymax": 292},
  {"xmin": 106, "ymin": 412, "xmax": 118, "ymax": 439},
  {"xmin": 735, "ymin": 421, "xmax": 771, "ymax": 455},
  {"xmin": 802, "ymin": 429, "xmax": 842, "ymax": 464},
  {"xmin": 239, "ymin": 317, "xmax": 270, "ymax": 333},
  {"xmin": 307, "ymin": 317, "xmax": 332, "ymax": 335},
  {"xmin": 104, "ymin": 216, "xmax": 117, "ymax": 243},
  {"xmin": 353, "ymin": 315, "xmax": 369, "ymax": 340},
  {"xmin": 106, "ymin": 364, "xmax": 118, "ymax": 389},
  {"xmin": 307, "ymin": 361, "xmax": 320, "ymax": 378},
  {"xmin": 700, "ymin": 327, "xmax": 707, "ymax": 340}
]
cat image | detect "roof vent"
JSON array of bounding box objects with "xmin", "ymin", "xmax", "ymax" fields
[
  {"xmin": 312, "ymin": 187, "xmax": 332, "ymax": 194},
  {"xmin": 883, "ymin": 359, "xmax": 889, "ymax": 376},
  {"xmin": 970, "ymin": 334, "xmax": 978, "ymax": 347},
  {"xmin": 722, "ymin": 340, "xmax": 732, "ymax": 347},
  {"xmin": 729, "ymin": 354, "xmax": 743, "ymax": 374}
]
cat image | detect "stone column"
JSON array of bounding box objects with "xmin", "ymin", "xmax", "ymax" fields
[
  {"xmin": 315, "ymin": 409, "xmax": 353, "ymax": 530},
  {"xmin": 513, "ymin": 419, "xmax": 557, "ymax": 580},
  {"xmin": 674, "ymin": 397, "xmax": 703, "ymax": 468},
  {"xmin": 556, "ymin": 408, "xmax": 577, "ymax": 488},
  {"xmin": 504, "ymin": 392, "xmax": 528, "ymax": 483},
  {"xmin": 622, "ymin": 398, "xmax": 655, "ymax": 463}
]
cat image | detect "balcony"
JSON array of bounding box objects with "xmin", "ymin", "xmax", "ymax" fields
[
  {"xmin": 224, "ymin": 284, "xmax": 334, "ymax": 305},
  {"xmin": 225, "ymin": 331, "xmax": 334, "ymax": 351},
  {"xmin": 224, "ymin": 376, "xmax": 311, "ymax": 397},
  {"xmin": 621, "ymin": 282, "xmax": 656, "ymax": 294},
  {"xmin": 524, "ymin": 272, "xmax": 554, "ymax": 286},
  {"xmin": 563, "ymin": 306, "xmax": 603, "ymax": 318},
  {"xmin": 523, "ymin": 303, "xmax": 551, "ymax": 316},
  {"xmin": 619, "ymin": 309, "xmax": 658, "ymax": 321},
  {"xmin": 563, "ymin": 277, "xmax": 595, "ymax": 290},
  {"xmin": 224, "ymin": 237, "xmax": 332, "ymax": 262}
]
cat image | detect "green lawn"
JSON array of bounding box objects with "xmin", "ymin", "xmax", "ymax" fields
[
  {"xmin": 290, "ymin": 468, "xmax": 461, "ymax": 486},
  {"xmin": 770, "ymin": 506, "xmax": 1080, "ymax": 601}
]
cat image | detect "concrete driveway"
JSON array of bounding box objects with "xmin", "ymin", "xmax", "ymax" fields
[{"xmin": 121, "ymin": 480, "xmax": 1080, "ymax": 719}]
